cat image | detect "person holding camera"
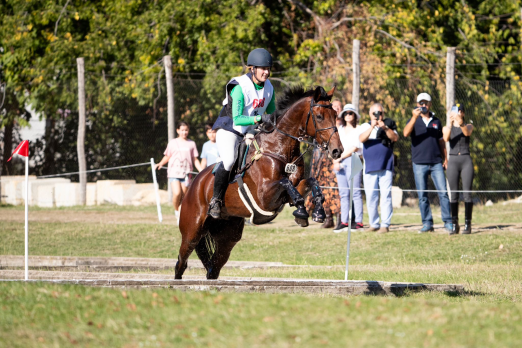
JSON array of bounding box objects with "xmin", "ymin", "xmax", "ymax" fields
[
  {"xmin": 359, "ymin": 103, "xmax": 398, "ymax": 234},
  {"xmin": 403, "ymin": 93, "xmax": 452, "ymax": 233},
  {"xmin": 443, "ymin": 104, "xmax": 474, "ymax": 235}
]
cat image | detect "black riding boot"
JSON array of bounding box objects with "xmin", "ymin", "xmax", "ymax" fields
[
  {"xmin": 462, "ymin": 202, "xmax": 473, "ymax": 234},
  {"xmin": 450, "ymin": 202, "xmax": 460, "ymax": 235},
  {"xmin": 208, "ymin": 167, "xmax": 231, "ymax": 219}
]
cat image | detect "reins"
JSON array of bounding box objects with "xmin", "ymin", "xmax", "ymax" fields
[{"xmin": 255, "ymin": 97, "xmax": 338, "ymax": 165}]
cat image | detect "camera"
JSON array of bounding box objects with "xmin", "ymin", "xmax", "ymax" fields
[
  {"xmin": 415, "ymin": 106, "xmax": 428, "ymax": 115},
  {"xmin": 373, "ymin": 111, "xmax": 383, "ymax": 120}
]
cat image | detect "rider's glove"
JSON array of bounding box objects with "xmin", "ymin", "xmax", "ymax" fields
[{"xmin": 260, "ymin": 113, "xmax": 274, "ymax": 125}]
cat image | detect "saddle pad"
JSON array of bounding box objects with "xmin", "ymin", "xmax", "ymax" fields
[{"xmin": 236, "ymin": 176, "xmax": 283, "ymax": 225}]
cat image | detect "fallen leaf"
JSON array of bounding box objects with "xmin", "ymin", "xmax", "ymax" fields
[
  {"xmin": 499, "ymin": 244, "xmax": 504, "ymax": 250},
  {"xmin": 152, "ymin": 292, "xmax": 158, "ymax": 298},
  {"xmin": 427, "ymin": 329, "xmax": 434, "ymax": 336},
  {"xmin": 263, "ymin": 316, "xmax": 274, "ymax": 322},
  {"xmin": 121, "ymin": 291, "xmax": 128, "ymax": 299},
  {"xmin": 213, "ymin": 295, "xmax": 224, "ymax": 304},
  {"xmin": 172, "ymin": 296, "xmax": 179, "ymax": 303},
  {"xmin": 126, "ymin": 303, "xmax": 136, "ymax": 311},
  {"xmin": 87, "ymin": 321, "xmax": 93, "ymax": 326},
  {"xmin": 356, "ymin": 301, "xmax": 361, "ymax": 308},
  {"xmin": 343, "ymin": 300, "xmax": 350, "ymax": 306}
]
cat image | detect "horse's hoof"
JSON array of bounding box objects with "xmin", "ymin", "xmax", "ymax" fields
[
  {"xmin": 292, "ymin": 207, "xmax": 309, "ymax": 219},
  {"xmin": 295, "ymin": 217, "xmax": 309, "ymax": 227}
]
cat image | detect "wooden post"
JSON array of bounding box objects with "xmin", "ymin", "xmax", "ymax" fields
[
  {"xmin": 164, "ymin": 55, "xmax": 175, "ymax": 141},
  {"xmin": 163, "ymin": 55, "xmax": 175, "ymax": 202},
  {"xmin": 352, "ymin": 40, "xmax": 360, "ymax": 113},
  {"xmin": 446, "ymin": 47, "xmax": 456, "ymax": 125},
  {"xmin": 76, "ymin": 57, "xmax": 86, "ymax": 205}
]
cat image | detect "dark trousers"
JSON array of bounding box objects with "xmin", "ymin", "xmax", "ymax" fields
[{"xmin": 447, "ymin": 155, "xmax": 474, "ymax": 202}]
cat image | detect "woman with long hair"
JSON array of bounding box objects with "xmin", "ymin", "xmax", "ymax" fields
[{"xmin": 443, "ymin": 104, "xmax": 474, "ymax": 234}]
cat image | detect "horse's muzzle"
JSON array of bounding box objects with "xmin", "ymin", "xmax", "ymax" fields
[{"xmin": 331, "ymin": 148, "xmax": 342, "ymax": 159}]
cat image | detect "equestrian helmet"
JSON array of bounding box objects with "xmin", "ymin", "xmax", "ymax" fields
[{"xmin": 247, "ymin": 48, "xmax": 273, "ymax": 67}]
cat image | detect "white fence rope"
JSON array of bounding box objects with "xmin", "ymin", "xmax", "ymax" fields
[
  {"xmin": 321, "ymin": 186, "xmax": 522, "ymax": 193},
  {"xmin": 27, "ymin": 161, "xmax": 520, "ymax": 194}
]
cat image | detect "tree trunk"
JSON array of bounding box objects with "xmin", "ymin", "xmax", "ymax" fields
[{"xmin": 1, "ymin": 122, "xmax": 14, "ymax": 176}]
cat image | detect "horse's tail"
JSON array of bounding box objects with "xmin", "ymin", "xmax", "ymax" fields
[{"xmin": 195, "ymin": 232, "xmax": 216, "ymax": 272}]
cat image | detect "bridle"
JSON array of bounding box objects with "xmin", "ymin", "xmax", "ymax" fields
[{"xmin": 264, "ymin": 97, "xmax": 338, "ymax": 152}]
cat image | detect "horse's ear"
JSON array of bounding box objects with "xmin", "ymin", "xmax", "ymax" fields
[
  {"xmin": 326, "ymin": 85, "xmax": 336, "ymax": 99},
  {"xmin": 313, "ymin": 86, "xmax": 323, "ymax": 102}
]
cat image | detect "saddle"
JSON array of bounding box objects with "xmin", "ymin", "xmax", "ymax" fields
[{"xmin": 211, "ymin": 127, "xmax": 281, "ymax": 225}]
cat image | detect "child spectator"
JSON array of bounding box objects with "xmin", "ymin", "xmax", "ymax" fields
[
  {"xmin": 200, "ymin": 123, "xmax": 220, "ymax": 168},
  {"xmin": 155, "ymin": 121, "xmax": 202, "ymax": 224}
]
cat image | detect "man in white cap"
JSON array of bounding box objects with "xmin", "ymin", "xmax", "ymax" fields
[
  {"xmin": 403, "ymin": 92, "xmax": 452, "ymax": 233},
  {"xmin": 359, "ymin": 103, "xmax": 399, "ymax": 233}
]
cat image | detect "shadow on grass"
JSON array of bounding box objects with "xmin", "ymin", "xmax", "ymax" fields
[{"xmin": 475, "ymin": 225, "xmax": 515, "ymax": 232}]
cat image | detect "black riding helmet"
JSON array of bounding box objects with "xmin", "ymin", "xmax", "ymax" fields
[{"xmin": 247, "ymin": 48, "xmax": 273, "ymax": 67}]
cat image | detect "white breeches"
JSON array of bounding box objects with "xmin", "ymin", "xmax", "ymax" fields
[{"xmin": 216, "ymin": 129, "xmax": 242, "ymax": 171}]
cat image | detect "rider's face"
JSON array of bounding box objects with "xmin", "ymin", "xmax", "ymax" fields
[{"xmin": 253, "ymin": 66, "xmax": 270, "ymax": 83}]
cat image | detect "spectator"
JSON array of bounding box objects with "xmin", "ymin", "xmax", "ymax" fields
[
  {"xmin": 359, "ymin": 103, "xmax": 399, "ymax": 233},
  {"xmin": 155, "ymin": 121, "xmax": 203, "ymax": 224},
  {"xmin": 332, "ymin": 100, "xmax": 343, "ymax": 128},
  {"xmin": 403, "ymin": 93, "xmax": 452, "ymax": 233},
  {"xmin": 305, "ymin": 99, "xmax": 342, "ymax": 229},
  {"xmin": 443, "ymin": 104, "xmax": 474, "ymax": 235},
  {"xmin": 306, "ymin": 147, "xmax": 341, "ymax": 228},
  {"xmin": 200, "ymin": 123, "xmax": 220, "ymax": 168},
  {"xmin": 332, "ymin": 104, "xmax": 364, "ymax": 232}
]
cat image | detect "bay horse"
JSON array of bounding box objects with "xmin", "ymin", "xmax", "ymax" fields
[{"xmin": 175, "ymin": 85, "xmax": 343, "ymax": 279}]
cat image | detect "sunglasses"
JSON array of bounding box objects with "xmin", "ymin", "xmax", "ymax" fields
[
  {"xmin": 419, "ymin": 101, "xmax": 428, "ymax": 106},
  {"xmin": 372, "ymin": 111, "xmax": 383, "ymax": 117},
  {"xmin": 346, "ymin": 112, "xmax": 355, "ymax": 116}
]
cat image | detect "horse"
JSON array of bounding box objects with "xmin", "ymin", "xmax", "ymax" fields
[{"xmin": 175, "ymin": 85, "xmax": 343, "ymax": 279}]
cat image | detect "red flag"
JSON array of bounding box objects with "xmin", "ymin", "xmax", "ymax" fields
[{"xmin": 7, "ymin": 140, "xmax": 29, "ymax": 162}]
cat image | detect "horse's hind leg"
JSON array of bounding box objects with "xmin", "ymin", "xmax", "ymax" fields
[{"xmin": 206, "ymin": 217, "xmax": 245, "ymax": 279}]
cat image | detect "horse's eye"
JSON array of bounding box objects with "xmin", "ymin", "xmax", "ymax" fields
[{"xmin": 317, "ymin": 114, "xmax": 323, "ymax": 121}]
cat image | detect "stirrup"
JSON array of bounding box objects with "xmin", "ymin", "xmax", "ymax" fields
[{"xmin": 208, "ymin": 198, "xmax": 223, "ymax": 219}]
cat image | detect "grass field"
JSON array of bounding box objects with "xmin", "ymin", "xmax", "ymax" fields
[{"xmin": 1, "ymin": 203, "xmax": 522, "ymax": 347}]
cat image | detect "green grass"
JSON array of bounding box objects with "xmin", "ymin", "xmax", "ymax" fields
[
  {"xmin": 1, "ymin": 204, "xmax": 522, "ymax": 346},
  {"xmin": 2, "ymin": 282, "xmax": 522, "ymax": 348}
]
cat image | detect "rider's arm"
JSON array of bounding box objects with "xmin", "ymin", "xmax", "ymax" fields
[
  {"xmin": 231, "ymin": 85, "xmax": 261, "ymax": 126},
  {"xmin": 265, "ymin": 92, "xmax": 276, "ymax": 114}
]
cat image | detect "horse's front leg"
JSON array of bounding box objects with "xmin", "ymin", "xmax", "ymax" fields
[{"xmin": 279, "ymin": 177, "xmax": 309, "ymax": 227}]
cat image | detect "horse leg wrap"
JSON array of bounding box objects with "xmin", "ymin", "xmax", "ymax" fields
[
  {"xmin": 307, "ymin": 177, "xmax": 326, "ymax": 223},
  {"xmin": 280, "ymin": 178, "xmax": 309, "ymax": 219}
]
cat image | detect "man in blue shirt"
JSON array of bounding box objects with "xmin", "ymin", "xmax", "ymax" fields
[
  {"xmin": 403, "ymin": 93, "xmax": 452, "ymax": 233},
  {"xmin": 200, "ymin": 123, "xmax": 220, "ymax": 168},
  {"xmin": 359, "ymin": 103, "xmax": 399, "ymax": 234}
]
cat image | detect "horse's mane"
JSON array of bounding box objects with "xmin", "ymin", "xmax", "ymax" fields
[{"xmin": 275, "ymin": 85, "xmax": 330, "ymax": 118}]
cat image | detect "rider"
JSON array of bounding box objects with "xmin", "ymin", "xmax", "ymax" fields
[{"xmin": 208, "ymin": 48, "xmax": 276, "ymax": 219}]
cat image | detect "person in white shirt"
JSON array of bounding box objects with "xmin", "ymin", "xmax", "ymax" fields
[
  {"xmin": 332, "ymin": 104, "xmax": 364, "ymax": 233},
  {"xmin": 359, "ymin": 103, "xmax": 399, "ymax": 234}
]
